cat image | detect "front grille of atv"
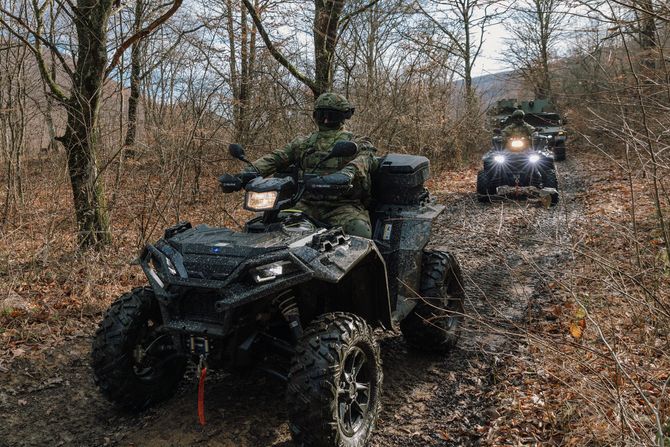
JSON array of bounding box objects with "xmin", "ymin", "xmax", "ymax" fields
[
  {"xmin": 489, "ymin": 171, "xmax": 543, "ymax": 188},
  {"xmin": 182, "ymin": 254, "xmax": 243, "ymax": 281},
  {"xmin": 179, "ymin": 294, "xmax": 220, "ymax": 322}
]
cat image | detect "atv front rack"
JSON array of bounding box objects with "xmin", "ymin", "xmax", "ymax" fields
[
  {"xmin": 495, "ymin": 185, "xmax": 558, "ymax": 207},
  {"xmin": 139, "ymin": 241, "xmax": 312, "ymax": 303}
]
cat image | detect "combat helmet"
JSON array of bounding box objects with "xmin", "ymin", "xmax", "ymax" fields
[
  {"xmin": 511, "ymin": 109, "xmax": 525, "ymax": 120},
  {"xmin": 313, "ymin": 92, "xmax": 355, "ymax": 129}
]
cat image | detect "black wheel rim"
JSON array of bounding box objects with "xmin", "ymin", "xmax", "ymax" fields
[{"xmin": 337, "ymin": 346, "xmax": 372, "ymax": 437}]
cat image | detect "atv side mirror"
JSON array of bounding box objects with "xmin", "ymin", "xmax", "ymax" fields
[
  {"xmin": 229, "ymin": 143, "xmax": 246, "ymax": 161},
  {"xmin": 330, "ymin": 141, "xmax": 358, "ymax": 158}
]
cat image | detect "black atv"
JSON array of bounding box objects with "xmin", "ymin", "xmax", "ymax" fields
[
  {"xmin": 91, "ymin": 141, "xmax": 465, "ymax": 447},
  {"xmin": 476, "ymin": 131, "xmax": 559, "ymax": 206},
  {"xmin": 521, "ymin": 112, "xmax": 568, "ymax": 161}
]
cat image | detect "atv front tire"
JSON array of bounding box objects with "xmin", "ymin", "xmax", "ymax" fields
[
  {"xmin": 476, "ymin": 170, "xmax": 491, "ymax": 202},
  {"xmin": 400, "ymin": 251, "xmax": 465, "ymax": 352},
  {"xmin": 287, "ymin": 312, "xmax": 382, "ymax": 447},
  {"xmin": 91, "ymin": 287, "xmax": 186, "ymax": 410},
  {"xmin": 543, "ymin": 169, "xmax": 560, "ymax": 206}
]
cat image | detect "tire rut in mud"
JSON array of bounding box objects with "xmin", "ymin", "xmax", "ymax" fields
[
  {"xmin": 0, "ymin": 157, "xmax": 585, "ymax": 447},
  {"xmin": 368, "ymin": 156, "xmax": 584, "ymax": 446}
]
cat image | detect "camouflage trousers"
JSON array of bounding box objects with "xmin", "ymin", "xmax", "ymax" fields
[{"xmin": 296, "ymin": 201, "xmax": 372, "ymax": 238}]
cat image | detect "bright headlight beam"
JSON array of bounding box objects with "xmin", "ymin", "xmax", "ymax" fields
[
  {"xmin": 494, "ymin": 154, "xmax": 506, "ymax": 164},
  {"xmin": 510, "ymin": 139, "xmax": 524, "ymax": 149},
  {"xmin": 529, "ymin": 154, "xmax": 540, "ymax": 163}
]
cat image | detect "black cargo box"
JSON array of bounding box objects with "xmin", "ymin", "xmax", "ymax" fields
[{"xmin": 373, "ymin": 154, "xmax": 430, "ymax": 205}]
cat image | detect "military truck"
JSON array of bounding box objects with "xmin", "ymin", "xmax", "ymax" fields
[{"xmin": 488, "ymin": 99, "xmax": 568, "ymax": 161}]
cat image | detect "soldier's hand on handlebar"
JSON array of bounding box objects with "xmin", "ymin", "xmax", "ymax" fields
[
  {"xmin": 305, "ymin": 172, "xmax": 353, "ymax": 192},
  {"xmin": 218, "ymin": 174, "xmax": 242, "ymax": 192},
  {"xmin": 238, "ymin": 171, "xmax": 259, "ymax": 186},
  {"xmin": 218, "ymin": 171, "xmax": 261, "ymax": 193}
]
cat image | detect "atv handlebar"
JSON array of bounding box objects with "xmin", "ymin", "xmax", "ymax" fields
[
  {"xmin": 219, "ymin": 142, "xmax": 356, "ymax": 217},
  {"xmin": 218, "ymin": 172, "xmax": 260, "ymax": 193}
]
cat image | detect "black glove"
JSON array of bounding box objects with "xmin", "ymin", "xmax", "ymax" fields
[
  {"xmin": 305, "ymin": 172, "xmax": 352, "ymax": 192},
  {"xmin": 238, "ymin": 171, "xmax": 259, "ymax": 187}
]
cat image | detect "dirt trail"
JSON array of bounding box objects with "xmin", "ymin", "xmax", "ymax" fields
[{"xmin": 0, "ymin": 156, "xmax": 585, "ymax": 447}]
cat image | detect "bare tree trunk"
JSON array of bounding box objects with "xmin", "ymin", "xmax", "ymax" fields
[
  {"xmin": 636, "ymin": 0, "xmax": 657, "ymax": 73},
  {"xmin": 0, "ymin": 38, "xmax": 28, "ymax": 223},
  {"xmin": 537, "ymin": 0, "xmax": 552, "ymax": 99},
  {"xmin": 43, "ymin": 0, "xmax": 59, "ymax": 152},
  {"xmin": 57, "ymin": 0, "xmax": 114, "ymax": 248},
  {"xmin": 124, "ymin": 0, "xmax": 144, "ymax": 153},
  {"xmin": 313, "ymin": 0, "xmax": 345, "ymax": 96}
]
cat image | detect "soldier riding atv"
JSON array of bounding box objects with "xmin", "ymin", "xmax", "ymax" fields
[
  {"xmin": 489, "ymin": 99, "xmax": 568, "ymax": 161},
  {"xmin": 91, "ymin": 93, "xmax": 466, "ymax": 447},
  {"xmin": 477, "ymin": 109, "xmax": 559, "ymax": 206}
]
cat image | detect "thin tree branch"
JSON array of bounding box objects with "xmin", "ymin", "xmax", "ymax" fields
[
  {"xmin": 241, "ymin": 0, "xmax": 319, "ymax": 95},
  {"xmin": 105, "ymin": 0, "xmax": 184, "ymax": 78},
  {"xmin": 0, "ymin": 16, "xmax": 68, "ymax": 102}
]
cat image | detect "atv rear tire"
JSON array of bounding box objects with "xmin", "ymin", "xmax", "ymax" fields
[
  {"xmin": 287, "ymin": 312, "xmax": 382, "ymax": 447},
  {"xmin": 476, "ymin": 170, "xmax": 491, "ymax": 202},
  {"xmin": 400, "ymin": 251, "xmax": 465, "ymax": 352},
  {"xmin": 543, "ymin": 169, "xmax": 560, "ymax": 206},
  {"xmin": 91, "ymin": 287, "xmax": 186, "ymax": 410}
]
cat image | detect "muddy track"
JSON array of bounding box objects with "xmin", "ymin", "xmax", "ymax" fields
[{"xmin": 0, "ymin": 156, "xmax": 585, "ymax": 447}]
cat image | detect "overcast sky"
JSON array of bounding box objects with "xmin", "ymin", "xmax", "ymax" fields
[{"xmin": 473, "ymin": 22, "xmax": 509, "ymax": 76}]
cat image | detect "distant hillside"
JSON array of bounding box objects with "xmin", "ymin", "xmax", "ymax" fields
[{"xmin": 454, "ymin": 70, "xmax": 526, "ymax": 108}]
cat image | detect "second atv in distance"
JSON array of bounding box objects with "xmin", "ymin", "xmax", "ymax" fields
[
  {"xmin": 476, "ymin": 129, "xmax": 559, "ymax": 206},
  {"xmin": 490, "ymin": 99, "xmax": 568, "ymax": 161}
]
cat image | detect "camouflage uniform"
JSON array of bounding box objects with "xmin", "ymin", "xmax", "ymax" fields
[
  {"xmin": 502, "ymin": 121, "xmax": 536, "ymax": 139},
  {"xmin": 250, "ymin": 94, "xmax": 377, "ymax": 238},
  {"xmin": 502, "ymin": 109, "xmax": 535, "ymax": 139}
]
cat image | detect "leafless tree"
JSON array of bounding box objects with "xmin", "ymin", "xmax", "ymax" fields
[
  {"xmin": 414, "ymin": 0, "xmax": 502, "ymax": 103},
  {"xmin": 0, "ymin": 0, "xmax": 183, "ymax": 249},
  {"xmin": 242, "ymin": 0, "xmax": 384, "ymax": 97},
  {"xmin": 504, "ymin": 0, "xmax": 566, "ymax": 99},
  {"xmin": 0, "ymin": 34, "xmax": 29, "ymax": 222}
]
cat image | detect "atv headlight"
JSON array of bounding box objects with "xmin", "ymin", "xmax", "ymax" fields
[
  {"xmin": 250, "ymin": 260, "xmax": 298, "ymax": 283},
  {"xmin": 528, "ymin": 154, "xmax": 540, "ymax": 163},
  {"xmin": 510, "ymin": 139, "xmax": 524, "ymax": 149},
  {"xmin": 494, "ymin": 154, "xmax": 506, "ymax": 164},
  {"xmin": 246, "ymin": 191, "xmax": 278, "ymax": 211}
]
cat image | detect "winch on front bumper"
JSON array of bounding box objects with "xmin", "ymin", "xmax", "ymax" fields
[{"xmin": 495, "ymin": 185, "xmax": 558, "ymax": 208}]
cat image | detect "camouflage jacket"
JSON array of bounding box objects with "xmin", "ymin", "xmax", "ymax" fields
[
  {"xmin": 502, "ymin": 121, "xmax": 536, "ymax": 139},
  {"xmin": 250, "ymin": 128, "xmax": 378, "ymax": 206}
]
